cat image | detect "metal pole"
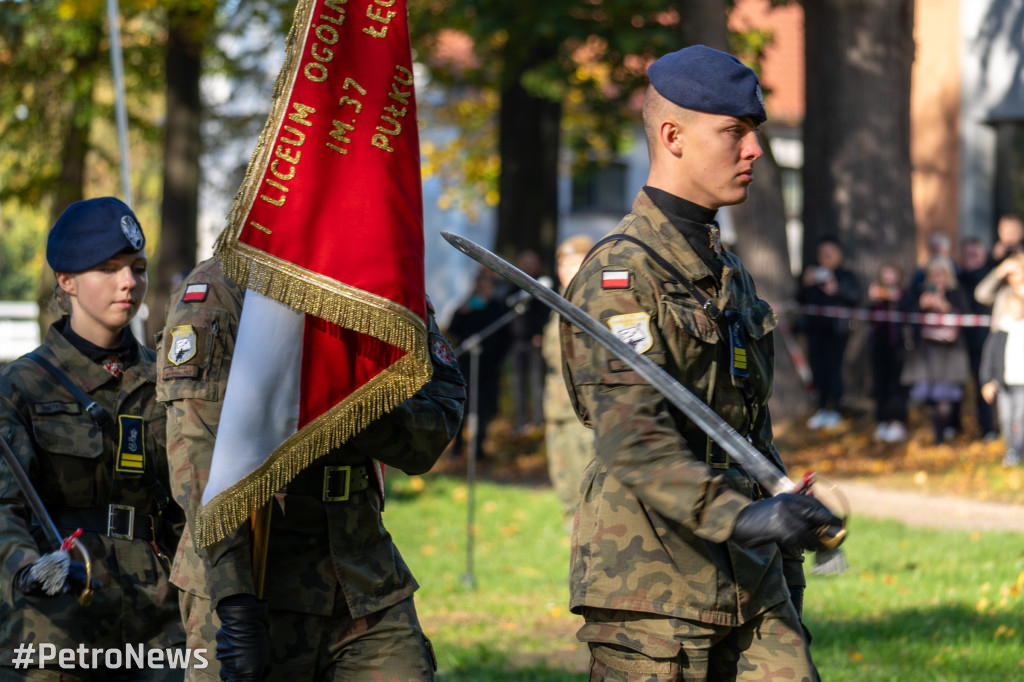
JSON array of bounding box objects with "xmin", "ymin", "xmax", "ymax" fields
[
  {"xmin": 105, "ymin": 0, "xmax": 133, "ymax": 206},
  {"xmin": 460, "ymin": 344, "xmax": 480, "ymax": 588}
]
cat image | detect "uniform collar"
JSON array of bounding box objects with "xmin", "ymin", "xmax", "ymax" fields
[
  {"xmin": 643, "ymin": 186, "xmax": 725, "ymax": 279},
  {"xmin": 43, "ymin": 321, "xmax": 150, "ymax": 394},
  {"xmin": 643, "ymin": 186, "xmax": 717, "ymax": 225},
  {"xmin": 631, "ymin": 190, "xmax": 722, "ymax": 284}
]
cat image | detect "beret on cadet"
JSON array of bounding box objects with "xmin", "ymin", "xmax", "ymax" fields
[
  {"xmin": 647, "ymin": 45, "xmax": 766, "ymax": 124},
  {"xmin": 46, "ymin": 197, "xmax": 146, "ymax": 273}
]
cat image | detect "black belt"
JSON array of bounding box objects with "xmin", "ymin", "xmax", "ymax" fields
[
  {"xmin": 34, "ymin": 504, "xmax": 156, "ymax": 541},
  {"xmin": 285, "ymin": 464, "xmax": 372, "ymax": 502}
]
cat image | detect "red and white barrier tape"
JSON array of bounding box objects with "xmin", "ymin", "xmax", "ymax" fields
[
  {"xmin": 773, "ymin": 308, "xmax": 815, "ymax": 391},
  {"xmin": 789, "ymin": 304, "xmax": 991, "ymax": 328}
]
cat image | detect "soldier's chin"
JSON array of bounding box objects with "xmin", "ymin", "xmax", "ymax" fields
[{"xmin": 720, "ymin": 191, "xmax": 749, "ymax": 207}]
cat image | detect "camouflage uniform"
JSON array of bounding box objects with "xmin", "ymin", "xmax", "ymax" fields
[
  {"xmin": 559, "ymin": 190, "xmax": 813, "ymax": 681},
  {"xmin": 0, "ymin": 322, "xmax": 185, "ymax": 681},
  {"xmin": 541, "ymin": 309, "xmax": 594, "ymax": 525},
  {"xmin": 156, "ymin": 258, "xmax": 465, "ymax": 681}
]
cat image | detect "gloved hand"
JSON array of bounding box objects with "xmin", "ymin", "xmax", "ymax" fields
[
  {"xmin": 15, "ymin": 555, "xmax": 95, "ymax": 597},
  {"xmin": 215, "ymin": 594, "xmax": 271, "ymax": 681},
  {"xmin": 731, "ymin": 493, "xmax": 843, "ymax": 553}
]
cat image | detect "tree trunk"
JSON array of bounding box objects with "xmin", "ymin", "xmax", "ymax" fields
[
  {"xmin": 149, "ymin": 6, "xmax": 209, "ymax": 341},
  {"xmin": 803, "ymin": 0, "xmax": 917, "ymax": 279},
  {"xmin": 495, "ymin": 72, "xmax": 561, "ymax": 278},
  {"xmin": 674, "ymin": 0, "xmax": 730, "ymax": 52},
  {"xmin": 36, "ymin": 64, "xmax": 98, "ymax": 338},
  {"xmin": 803, "ymin": 0, "xmax": 916, "ymax": 409}
]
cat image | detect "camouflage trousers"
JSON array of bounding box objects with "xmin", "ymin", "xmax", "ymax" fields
[
  {"xmin": 580, "ymin": 600, "xmax": 819, "ymax": 682},
  {"xmin": 179, "ymin": 591, "xmax": 436, "ymax": 682}
]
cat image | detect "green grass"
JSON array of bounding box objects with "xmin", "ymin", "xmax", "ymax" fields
[{"xmin": 383, "ymin": 471, "xmax": 1024, "ymax": 681}]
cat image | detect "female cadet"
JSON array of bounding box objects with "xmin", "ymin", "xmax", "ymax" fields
[{"xmin": 0, "ymin": 197, "xmax": 184, "ymax": 680}]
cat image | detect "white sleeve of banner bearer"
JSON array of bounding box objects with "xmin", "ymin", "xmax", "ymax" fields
[{"xmin": 202, "ymin": 290, "xmax": 303, "ymax": 506}]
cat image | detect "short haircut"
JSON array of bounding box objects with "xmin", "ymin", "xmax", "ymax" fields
[{"xmin": 641, "ymin": 86, "xmax": 695, "ymax": 154}]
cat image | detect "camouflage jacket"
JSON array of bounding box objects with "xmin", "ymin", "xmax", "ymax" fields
[
  {"xmin": 0, "ymin": 323, "xmax": 183, "ymax": 662},
  {"xmin": 156, "ymin": 258, "xmax": 465, "ymax": 619},
  {"xmin": 559, "ymin": 189, "xmax": 803, "ymax": 627}
]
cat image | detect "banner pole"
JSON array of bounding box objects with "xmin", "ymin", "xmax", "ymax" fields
[{"xmin": 250, "ymin": 503, "xmax": 272, "ymax": 599}]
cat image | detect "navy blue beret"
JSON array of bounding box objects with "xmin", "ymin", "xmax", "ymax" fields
[
  {"xmin": 648, "ymin": 45, "xmax": 766, "ymax": 124},
  {"xmin": 47, "ymin": 197, "xmax": 146, "ymax": 273}
]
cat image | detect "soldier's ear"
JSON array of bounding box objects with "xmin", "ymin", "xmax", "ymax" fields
[
  {"xmin": 55, "ymin": 272, "xmax": 77, "ymax": 296},
  {"xmin": 659, "ymin": 119, "xmax": 684, "ymax": 158}
]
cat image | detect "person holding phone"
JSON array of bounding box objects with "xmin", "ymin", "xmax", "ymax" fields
[
  {"xmin": 900, "ymin": 256, "xmax": 972, "ymax": 444},
  {"xmin": 796, "ymin": 236, "xmax": 861, "ymax": 430}
]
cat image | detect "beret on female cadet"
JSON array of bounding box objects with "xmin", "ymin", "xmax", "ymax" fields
[
  {"xmin": 46, "ymin": 197, "xmax": 146, "ymax": 273},
  {"xmin": 647, "ymin": 45, "xmax": 766, "ymax": 124}
]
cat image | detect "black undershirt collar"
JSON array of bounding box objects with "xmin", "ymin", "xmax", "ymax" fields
[
  {"xmin": 643, "ymin": 186, "xmax": 723, "ymax": 278},
  {"xmin": 57, "ymin": 316, "xmax": 138, "ymax": 373}
]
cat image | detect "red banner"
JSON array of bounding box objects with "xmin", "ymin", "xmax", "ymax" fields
[
  {"xmin": 230, "ymin": 0, "xmax": 425, "ymax": 318},
  {"xmin": 198, "ymin": 0, "xmax": 431, "ymax": 546}
]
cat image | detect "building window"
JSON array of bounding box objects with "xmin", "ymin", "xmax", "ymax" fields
[{"xmin": 571, "ymin": 162, "xmax": 628, "ymax": 215}]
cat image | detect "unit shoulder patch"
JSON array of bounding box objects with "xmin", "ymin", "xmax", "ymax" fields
[
  {"xmin": 168, "ymin": 324, "xmax": 198, "ymax": 366},
  {"xmin": 607, "ymin": 312, "xmax": 653, "ymax": 354},
  {"xmin": 431, "ymin": 334, "xmax": 457, "ymax": 367}
]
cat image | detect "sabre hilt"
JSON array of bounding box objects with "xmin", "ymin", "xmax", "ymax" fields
[
  {"xmin": 62, "ymin": 531, "xmax": 94, "ymax": 606},
  {"xmin": 794, "ymin": 471, "xmax": 847, "ymax": 550}
]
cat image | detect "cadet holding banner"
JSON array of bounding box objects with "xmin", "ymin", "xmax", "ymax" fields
[
  {"xmin": 157, "ymin": 260, "xmax": 464, "ymax": 681},
  {"xmin": 0, "ymin": 198, "xmax": 185, "ymax": 680},
  {"xmin": 156, "ymin": 0, "xmax": 465, "ymax": 679}
]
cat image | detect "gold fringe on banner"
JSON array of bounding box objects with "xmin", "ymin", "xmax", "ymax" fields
[
  {"xmin": 216, "ymin": 242, "xmax": 426, "ymax": 353},
  {"xmin": 194, "ymin": 343, "xmax": 431, "ymax": 548}
]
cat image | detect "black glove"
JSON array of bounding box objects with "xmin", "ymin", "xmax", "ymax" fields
[
  {"xmin": 731, "ymin": 493, "xmax": 843, "ymax": 553},
  {"xmin": 15, "ymin": 556, "xmax": 95, "ymax": 597},
  {"xmin": 215, "ymin": 594, "xmax": 272, "ymax": 681}
]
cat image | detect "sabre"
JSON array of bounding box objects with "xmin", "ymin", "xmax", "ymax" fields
[
  {"xmin": 0, "ymin": 433, "xmax": 94, "ymax": 605},
  {"xmin": 441, "ymin": 231, "xmax": 846, "ymax": 550}
]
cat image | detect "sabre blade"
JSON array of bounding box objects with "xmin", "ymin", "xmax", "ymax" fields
[{"xmin": 440, "ymin": 231, "xmax": 795, "ymax": 496}]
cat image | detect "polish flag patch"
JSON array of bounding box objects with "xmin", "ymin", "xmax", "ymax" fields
[
  {"xmin": 182, "ymin": 283, "xmax": 209, "ymax": 303},
  {"xmin": 602, "ymin": 270, "xmax": 630, "ymax": 289}
]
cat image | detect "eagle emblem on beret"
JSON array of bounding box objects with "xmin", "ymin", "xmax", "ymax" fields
[{"xmin": 121, "ymin": 214, "xmax": 145, "ymax": 250}]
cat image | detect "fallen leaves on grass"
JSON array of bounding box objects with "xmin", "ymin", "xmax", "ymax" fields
[
  {"xmin": 774, "ymin": 410, "xmax": 1024, "ymax": 505},
  {"xmin": 436, "ymin": 410, "xmax": 1024, "ymax": 505}
]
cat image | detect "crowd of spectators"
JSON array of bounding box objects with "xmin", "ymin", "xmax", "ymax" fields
[
  {"xmin": 795, "ymin": 215, "xmax": 1024, "ymax": 465},
  {"xmin": 442, "ymin": 216, "xmax": 1024, "ymax": 471}
]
